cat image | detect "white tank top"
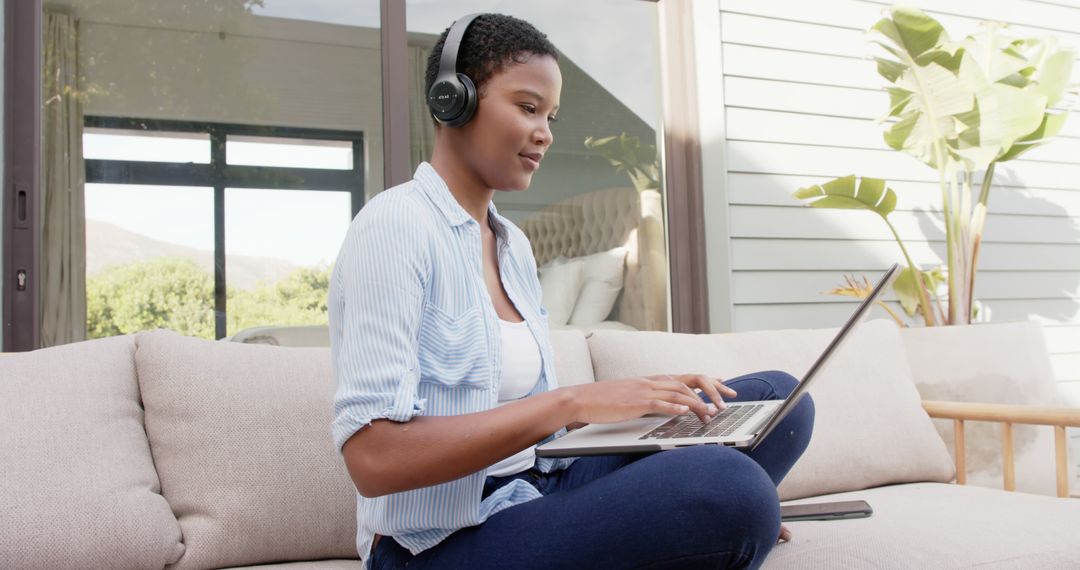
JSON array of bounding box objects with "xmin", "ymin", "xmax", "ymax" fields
[{"xmin": 486, "ymin": 318, "xmax": 543, "ymax": 477}]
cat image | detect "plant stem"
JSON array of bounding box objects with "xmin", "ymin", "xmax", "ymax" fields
[
  {"xmin": 936, "ymin": 140, "xmax": 956, "ymax": 325},
  {"xmin": 967, "ymin": 162, "xmax": 995, "ymax": 319},
  {"xmin": 876, "ymin": 300, "xmax": 908, "ymax": 327},
  {"xmin": 884, "ymin": 218, "xmax": 936, "ymax": 326}
]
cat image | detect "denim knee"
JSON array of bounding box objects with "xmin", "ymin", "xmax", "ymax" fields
[
  {"xmin": 663, "ymin": 447, "xmax": 781, "ymax": 564},
  {"xmin": 760, "ymin": 370, "xmax": 815, "ymax": 426},
  {"xmin": 755, "ymin": 370, "xmax": 799, "ymax": 395}
]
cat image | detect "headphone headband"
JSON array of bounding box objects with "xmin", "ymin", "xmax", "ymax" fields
[{"xmin": 437, "ymin": 13, "xmax": 481, "ymax": 82}]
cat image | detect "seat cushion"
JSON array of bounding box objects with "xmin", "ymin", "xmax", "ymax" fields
[
  {"xmin": 134, "ymin": 330, "xmax": 357, "ymax": 570},
  {"xmin": 586, "ymin": 319, "xmax": 955, "ymax": 500},
  {"xmin": 766, "ymin": 483, "xmax": 1080, "ymax": 568},
  {"xmin": 0, "ymin": 335, "xmax": 184, "ymax": 569},
  {"xmin": 221, "ymin": 560, "xmax": 361, "ymax": 570}
]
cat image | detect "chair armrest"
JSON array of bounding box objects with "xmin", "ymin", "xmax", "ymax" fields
[{"xmin": 921, "ymin": 400, "xmax": 1080, "ymax": 498}]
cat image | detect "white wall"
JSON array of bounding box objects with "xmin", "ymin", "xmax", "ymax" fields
[{"xmin": 700, "ymin": 0, "xmax": 1080, "ymax": 407}]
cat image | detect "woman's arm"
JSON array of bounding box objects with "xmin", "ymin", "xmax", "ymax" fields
[
  {"xmin": 342, "ymin": 388, "xmax": 578, "ymax": 498},
  {"xmin": 343, "ymin": 373, "xmax": 726, "ymax": 498}
]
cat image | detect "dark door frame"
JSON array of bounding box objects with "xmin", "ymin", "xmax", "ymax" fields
[{"xmin": 2, "ymin": 0, "xmax": 42, "ymax": 351}]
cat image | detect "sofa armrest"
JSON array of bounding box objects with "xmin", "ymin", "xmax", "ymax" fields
[{"xmin": 922, "ymin": 400, "xmax": 1080, "ymax": 498}]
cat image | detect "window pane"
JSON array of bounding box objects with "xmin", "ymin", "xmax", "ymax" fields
[
  {"xmin": 40, "ymin": 1, "xmax": 382, "ymax": 346},
  {"xmin": 406, "ymin": 2, "xmax": 669, "ymax": 332},
  {"xmin": 224, "ymin": 188, "xmax": 351, "ymax": 336},
  {"xmin": 227, "ymin": 136, "xmax": 354, "ymax": 169},
  {"xmin": 85, "ymin": 184, "xmax": 215, "ymax": 339},
  {"xmin": 84, "ymin": 128, "xmax": 211, "ymax": 163}
]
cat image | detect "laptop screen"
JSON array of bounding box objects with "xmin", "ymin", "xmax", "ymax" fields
[{"xmin": 748, "ymin": 263, "xmax": 900, "ymax": 451}]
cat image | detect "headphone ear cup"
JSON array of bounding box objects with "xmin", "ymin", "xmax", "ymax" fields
[
  {"xmin": 442, "ymin": 73, "xmax": 478, "ymax": 128},
  {"xmin": 428, "ymin": 78, "xmax": 463, "ymax": 124}
]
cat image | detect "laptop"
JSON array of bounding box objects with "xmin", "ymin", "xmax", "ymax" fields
[{"xmin": 536, "ymin": 263, "xmax": 900, "ymax": 457}]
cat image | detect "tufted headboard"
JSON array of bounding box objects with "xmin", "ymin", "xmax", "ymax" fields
[{"xmin": 518, "ymin": 187, "xmax": 668, "ymax": 331}]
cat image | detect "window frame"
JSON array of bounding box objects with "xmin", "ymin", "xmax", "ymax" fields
[
  {"xmin": 3, "ymin": 0, "xmax": 708, "ymax": 350},
  {"xmin": 84, "ymin": 116, "xmax": 365, "ymax": 340}
]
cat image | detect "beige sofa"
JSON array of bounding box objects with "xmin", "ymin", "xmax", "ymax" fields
[{"xmin": 2, "ymin": 319, "xmax": 1079, "ymax": 569}]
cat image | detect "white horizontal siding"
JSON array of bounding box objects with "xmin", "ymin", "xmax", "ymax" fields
[
  {"xmin": 732, "ymin": 239, "xmax": 1080, "ymax": 271},
  {"xmin": 727, "ymin": 141, "xmax": 1080, "ymax": 190},
  {"xmin": 732, "ymin": 271, "xmax": 1080, "ymax": 304},
  {"xmin": 711, "ymin": 0, "xmax": 1080, "ymax": 406},
  {"xmin": 727, "ymin": 173, "xmax": 1080, "ymax": 216},
  {"xmin": 723, "ymin": 76, "xmax": 1080, "ymax": 139}
]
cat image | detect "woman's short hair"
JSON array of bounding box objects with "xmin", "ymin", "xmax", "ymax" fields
[{"xmin": 424, "ymin": 13, "xmax": 558, "ymax": 103}]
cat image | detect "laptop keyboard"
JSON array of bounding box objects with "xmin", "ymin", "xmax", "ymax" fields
[{"xmin": 638, "ymin": 404, "xmax": 764, "ymax": 440}]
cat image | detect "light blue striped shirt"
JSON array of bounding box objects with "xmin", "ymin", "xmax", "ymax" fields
[{"xmin": 328, "ymin": 162, "xmax": 578, "ymax": 564}]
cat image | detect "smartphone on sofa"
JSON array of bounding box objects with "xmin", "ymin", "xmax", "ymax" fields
[{"xmin": 780, "ymin": 500, "xmax": 873, "ymax": 522}]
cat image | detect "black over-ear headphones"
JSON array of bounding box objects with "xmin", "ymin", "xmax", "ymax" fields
[{"xmin": 427, "ymin": 13, "xmax": 482, "ymax": 128}]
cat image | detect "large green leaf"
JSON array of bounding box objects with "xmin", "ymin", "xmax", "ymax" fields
[
  {"xmin": 793, "ymin": 175, "xmax": 897, "ymax": 218},
  {"xmin": 871, "ymin": 7, "xmax": 945, "ymax": 60},
  {"xmin": 996, "ymin": 112, "xmax": 1069, "ymax": 162},
  {"xmin": 871, "ymin": 6, "xmax": 1070, "ymax": 173},
  {"xmin": 950, "ymin": 24, "xmax": 1036, "ymax": 167},
  {"xmin": 960, "ymin": 22, "xmax": 1031, "ymax": 85},
  {"xmin": 872, "ymin": 9, "xmax": 974, "ymax": 170},
  {"xmin": 1016, "ymin": 37, "xmax": 1075, "ymax": 108},
  {"xmin": 893, "ymin": 266, "xmax": 945, "ymax": 318}
]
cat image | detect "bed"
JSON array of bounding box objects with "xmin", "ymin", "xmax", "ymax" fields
[{"xmin": 518, "ymin": 186, "xmax": 668, "ymax": 333}]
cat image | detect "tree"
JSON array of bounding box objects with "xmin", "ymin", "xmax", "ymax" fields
[
  {"xmin": 87, "ymin": 257, "xmax": 333, "ymax": 340},
  {"xmin": 87, "ymin": 257, "xmax": 214, "ymax": 339}
]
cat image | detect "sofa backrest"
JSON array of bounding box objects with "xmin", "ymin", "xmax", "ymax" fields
[
  {"xmin": 2, "ymin": 320, "xmax": 957, "ymax": 569},
  {"xmin": 133, "ymin": 329, "xmax": 356, "ymax": 570},
  {"xmin": 586, "ymin": 319, "xmax": 956, "ymax": 500},
  {"xmin": 549, "ymin": 328, "xmax": 596, "ymax": 387},
  {"xmin": 0, "ymin": 335, "xmax": 185, "ymax": 570}
]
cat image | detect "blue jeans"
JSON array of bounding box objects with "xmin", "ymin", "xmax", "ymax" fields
[{"xmin": 370, "ymin": 370, "xmax": 814, "ymax": 569}]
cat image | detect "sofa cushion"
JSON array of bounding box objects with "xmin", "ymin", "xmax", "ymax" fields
[
  {"xmin": 767, "ymin": 483, "xmax": 1080, "ymax": 567},
  {"xmin": 0, "ymin": 335, "xmax": 184, "ymax": 570},
  {"xmin": 221, "ymin": 561, "xmax": 361, "ymax": 569},
  {"xmin": 134, "ymin": 330, "xmax": 356, "ymax": 570},
  {"xmin": 586, "ymin": 319, "xmax": 955, "ymax": 500},
  {"xmin": 549, "ymin": 328, "xmax": 595, "ymax": 387}
]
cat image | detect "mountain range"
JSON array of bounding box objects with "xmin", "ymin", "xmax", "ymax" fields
[{"xmin": 86, "ymin": 220, "xmax": 304, "ymax": 290}]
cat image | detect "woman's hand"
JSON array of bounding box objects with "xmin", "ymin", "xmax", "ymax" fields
[
  {"xmin": 778, "ymin": 523, "xmax": 791, "ymax": 543},
  {"xmin": 560, "ymin": 374, "xmax": 737, "ymax": 425}
]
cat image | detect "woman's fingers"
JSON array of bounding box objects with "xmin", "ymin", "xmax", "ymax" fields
[
  {"xmin": 656, "ymin": 374, "xmax": 737, "ymax": 411},
  {"xmin": 646, "ymin": 398, "xmax": 693, "ymax": 416},
  {"xmin": 717, "ymin": 379, "xmax": 738, "ymax": 398},
  {"xmin": 646, "ymin": 376, "xmax": 724, "ymax": 421},
  {"xmin": 688, "ymin": 374, "xmax": 733, "ymax": 412},
  {"xmin": 651, "ymin": 389, "xmax": 717, "ymax": 422}
]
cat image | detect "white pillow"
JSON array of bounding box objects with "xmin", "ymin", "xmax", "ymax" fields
[
  {"xmin": 538, "ymin": 257, "xmax": 585, "ymax": 326},
  {"xmin": 568, "ymin": 247, "xmax": 628, "ymax": 326}
]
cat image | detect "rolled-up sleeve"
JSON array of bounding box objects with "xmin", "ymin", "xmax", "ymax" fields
[{"xmin": 329, "ymin": 199, "xmax": 430, "ymax": 452}]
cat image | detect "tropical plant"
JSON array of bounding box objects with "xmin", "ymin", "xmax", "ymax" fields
[
  {"xmin": 584, "ymin": 132, "xmax": 661, "ymax": 192},
  {"xmin": 794, "ymin": 5, "xmax": 1076, "ymax": 325}
]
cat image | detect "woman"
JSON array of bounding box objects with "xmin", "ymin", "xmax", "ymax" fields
[{"xmin": 329, "ymin": 13, "xmax": 814, "ymax": 570}]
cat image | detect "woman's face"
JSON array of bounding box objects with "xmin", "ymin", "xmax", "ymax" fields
[{"xmin": 458, "ymin": 53, "xmax": 562, "ymax": 192}]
